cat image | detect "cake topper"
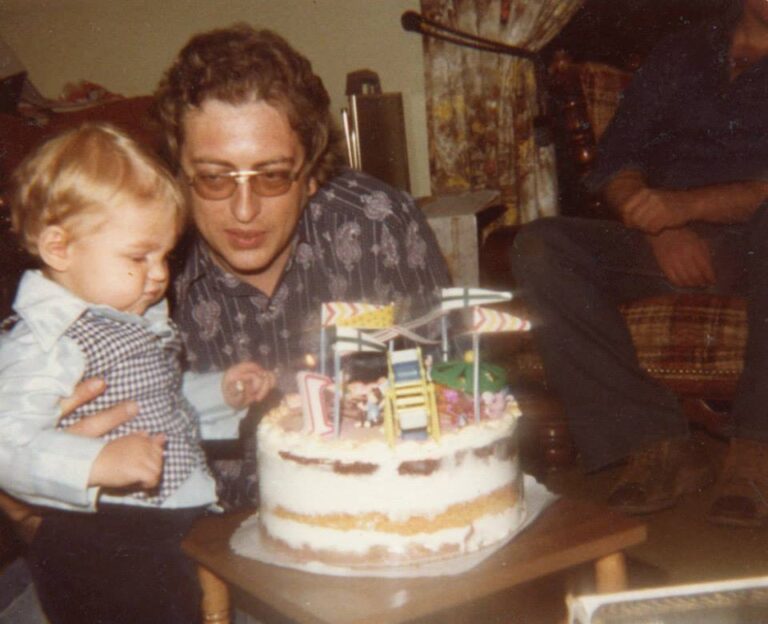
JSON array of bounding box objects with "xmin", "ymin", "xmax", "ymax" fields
[
  {"xmin": 383, "ymin": 346, "xmax": 440, "ymax": 445},
  {"xmin": 307, "ymin": 288, "xmax": 529, "ymax": 439}
]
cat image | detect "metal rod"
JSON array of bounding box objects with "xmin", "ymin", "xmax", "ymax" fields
[{"xmin": 401, "ymin": 10, "xmax": 538, "ymax": 61}]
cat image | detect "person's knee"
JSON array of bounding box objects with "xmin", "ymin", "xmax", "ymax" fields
[{"xmin": 511, "ymin": 217, "xmax": 572, "ymax": 283}]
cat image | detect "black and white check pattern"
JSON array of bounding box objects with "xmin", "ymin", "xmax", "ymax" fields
[{"xmin": 59, "ymin": 312, "xmax": 207, "ymax": 504}]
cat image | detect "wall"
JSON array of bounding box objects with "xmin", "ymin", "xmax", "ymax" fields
[{"xmin": 0, "ymin": 0, "xmax": 432, "ymax": 196}]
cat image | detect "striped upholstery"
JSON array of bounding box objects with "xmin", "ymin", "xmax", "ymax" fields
[
  {"xmin": 514, "ymin": 294, "xmax": 747, "ymax": 387},
  {"xmin": 621, "ymin": 295, "xmax": 746, "ymax": 382}
]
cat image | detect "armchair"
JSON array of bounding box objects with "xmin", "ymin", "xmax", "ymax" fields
[{"xmin": 481, "ymin": 51, "xmax": 748, "ymax": 470}]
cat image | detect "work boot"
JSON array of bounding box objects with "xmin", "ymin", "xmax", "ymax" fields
[
  {"xmin": 709, "ymin": 438, "xmax": 768, "ymax": 528},
  {"xmin": 607, "ymin": 437, "xmax": 715, "ymax": 514}
]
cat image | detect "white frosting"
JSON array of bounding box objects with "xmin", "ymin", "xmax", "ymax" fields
[{"xmin": 256, "ymin": 397, "xmax": 523, "ymax": 565}]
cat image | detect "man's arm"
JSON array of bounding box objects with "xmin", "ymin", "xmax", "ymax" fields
[
  {"xmin": 604, "ymin": 169, "xmax": 768, "ymax": 234},
  {"xmin": 601, "ymin": 170, "xmax": 767, "ymax": 288}
]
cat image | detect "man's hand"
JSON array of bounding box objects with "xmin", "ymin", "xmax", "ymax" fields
[
  {"xmin": 620, "ymin": 187, "xmax": 690, "ymax": 234},
  {"xmin": 60, "ymin": 378, "xmax": 139, "ymax": 436},
  {"xmin": 647, "ymin": 228, "xmax": 716, "ymax": 288},
  {"xmin": 222, "ymin": 361, "xmax": 276, "ymax": 409},
  {"xmin": 87, "ymin": 433, "xmax": 166, "ymax": 490}
]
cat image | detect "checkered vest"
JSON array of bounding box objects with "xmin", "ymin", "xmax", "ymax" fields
[{"xmin": 59, "ymin": 311, "xmax": 208, "ymax": 504}]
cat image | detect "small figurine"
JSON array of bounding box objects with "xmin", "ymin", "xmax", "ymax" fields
[
  {"xmin": 438, "ymin": 387, "xmax": 473, "ymax": 428},
  {"xmin": 364, "ymin": 388, "xmax": 383, "ymax": 427},
  {"xmin": 481, "ymin": 389, "xmax": 508, "ymax": 420},
  {"xmin": 424, "ymin": 354, "xmax": 433, "ymax": 381}
]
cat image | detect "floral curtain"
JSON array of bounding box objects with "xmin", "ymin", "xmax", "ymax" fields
[{"xmin": 421, "ymin": 0, "xmax": 582, "ymax": 225}]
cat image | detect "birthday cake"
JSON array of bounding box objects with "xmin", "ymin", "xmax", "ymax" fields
[{"xmin": 255, "ymin": 361, "xmax": 524, "ymax": 568}]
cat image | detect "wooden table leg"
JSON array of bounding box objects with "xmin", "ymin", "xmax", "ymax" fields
[
  {"xmin": 198, "ymin": 564, "xmax": 231, "ymax": 623},
  {"xmin": 594, "ymin": 552, "xmax": 627, "ymax": 593}
]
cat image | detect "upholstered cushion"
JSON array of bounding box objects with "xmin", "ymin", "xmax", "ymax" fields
[
  {"xmin": 577, "ymin": 61, "xmax": 633, "ymax": 140},
  {"xmin": 622, "ymin": 294, "xmax": 746, "ymax": 381},
  {"xmin": 514, "ymin": 294, "xmax": 747, "ymax": 386}
]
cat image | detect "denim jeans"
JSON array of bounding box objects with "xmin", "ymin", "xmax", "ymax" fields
[{"xmin": 511, "ymin": 209, "xmax": 768, "ymax": 470}]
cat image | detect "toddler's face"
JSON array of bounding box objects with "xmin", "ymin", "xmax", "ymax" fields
[{"xmin": 61, "ymin": 201, "xmax": 178, "ymax": 315}]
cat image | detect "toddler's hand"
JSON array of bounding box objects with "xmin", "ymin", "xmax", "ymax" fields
[
  {"xmin": 88, "ymin": 432, "xmax": 165, "ymax": 490},
  {"xmin": 222, "ymin": 362, "xmax": 276, "ymax": 409}
]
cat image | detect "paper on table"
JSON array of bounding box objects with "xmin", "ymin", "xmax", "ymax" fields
[{"xmin": 230, "ymin": 475, "xmax": 558, "ymax": 579}]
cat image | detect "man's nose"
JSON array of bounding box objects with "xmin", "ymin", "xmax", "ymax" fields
[{"xmin": 230, "ymin": 179, "xmax": 261, "ymax": 223}]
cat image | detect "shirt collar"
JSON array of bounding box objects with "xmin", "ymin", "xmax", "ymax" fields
[{"xmin": 14, "ymin": 270, "xmax": 169, "ymax": 351}]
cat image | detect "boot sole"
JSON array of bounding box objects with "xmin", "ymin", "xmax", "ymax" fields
[{"xmin": 707, "ymin": 512, "xmax": 767, "ymax": 529}]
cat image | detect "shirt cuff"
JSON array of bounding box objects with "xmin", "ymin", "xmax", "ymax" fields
[
  {"xmin": 12, "ymin": 431, "xmax": 104, "ymax": 511},
  {"xmin": 183, "ymin": 370, "xmax": 247, "ymax": 440}
]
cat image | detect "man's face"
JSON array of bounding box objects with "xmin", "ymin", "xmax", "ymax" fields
[{"xmin": 179, "ymin": 99, "xmax": 317, "ymax": 294}]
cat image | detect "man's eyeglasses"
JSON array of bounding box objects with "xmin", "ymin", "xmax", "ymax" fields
[{"xmin": 185, "ymin": 168, "xmax": 300, "ymax": 200}]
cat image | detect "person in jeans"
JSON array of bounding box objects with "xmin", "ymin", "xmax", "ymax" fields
[{"xmin": 512, "ymin": 0, "xmax": 768, "ymax": 527}]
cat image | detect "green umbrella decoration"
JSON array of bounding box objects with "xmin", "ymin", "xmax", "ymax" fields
[{"xmin": 430, "ymin": 351, "xmax": 507, "ymax": 396}]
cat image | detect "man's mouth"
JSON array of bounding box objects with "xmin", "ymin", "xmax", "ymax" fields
[{"xmin": 226, "ymin": 229, "xmax": 267, "ymax": 249}]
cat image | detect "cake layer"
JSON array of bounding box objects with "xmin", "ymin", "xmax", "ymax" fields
[
  {"xmin": 256, "ymin": 395, "xmax": 523, "ymax": 567},
  {"xmin": 259, "ymin": 486, "xmax": 524, "ymax": 567},
  {"xmin": 258, "ymin": 401, "xmax": 517, "ymax": 515}
]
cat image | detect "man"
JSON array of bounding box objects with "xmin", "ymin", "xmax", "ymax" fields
[
  {"xmin": 153, "ymin": 25, "xmax": 450, "ymax": 508},
  {"xmin": 512, "ymin": 0, "xmax": 768, "ymax": 526}
]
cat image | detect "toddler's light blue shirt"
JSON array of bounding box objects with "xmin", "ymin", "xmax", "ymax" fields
[{"xmin": 0, "ymin": 270, "xmax": 246, "ymax": 512}]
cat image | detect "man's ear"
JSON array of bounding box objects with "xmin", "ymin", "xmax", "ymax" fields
[
  {"xmin": 307, "ymin": 177, "xmax": 318, "ymax": 197},
  {"xmin": 38, "ymin": 226, "xmax": 72, "ymax": 272}
]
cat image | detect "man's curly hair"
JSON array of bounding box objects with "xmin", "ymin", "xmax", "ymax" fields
[{"xmin": 155, "ymin": 24, "xmax": 343, "ymax": 185}]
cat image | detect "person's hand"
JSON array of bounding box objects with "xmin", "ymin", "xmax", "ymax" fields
[
  {"xmin": 65, "ymin": 378, "xmax": 163, "ymax": 490},
  {"xmin": 0, "ymin": 378, "xmax": 141, "ymax": 542},
  {"xmin": 222, "ymin": 362, "xmax": 276, "ymax": 409},
  {"xmin": 60, "ymin": 377, "xmax": 139, "ymax": 435},
  {"xmin": 619, "ymin": 187, "xmax": 690, "ymax": 234},
  {"xmin": 88, "ymin": 432, "xmax": 166, "ymax": 489},
  {"xmin": 647, "ymin": 228, "xmax": 716, "ymax": 288}
]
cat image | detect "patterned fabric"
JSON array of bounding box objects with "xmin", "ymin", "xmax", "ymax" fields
[
  {"xmin": 514, "ymin": 295, "xmax": 747, "ymax": 383},
  {"xmin": 60, "ymin": 312, "xmax": 207, "ymax": 503},
  {"xmin": 420, "ymin": 0, "xmax": 582, "ymax": 226},
  {"xmin": 577, "ymin": 61, "xmax": 633, "ymax": 140},
  {"xmin": 621, "ymin": 295, "xmax": 747, "ymax": 381},
  {"xmin": 174, "ymin": 168, "xmax": 451, "ymax": 385}
]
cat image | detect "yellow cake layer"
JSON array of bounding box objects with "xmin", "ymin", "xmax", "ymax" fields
[{"xmin": 272, "ymin": 483, "xmax": 519, "ymax": 535}]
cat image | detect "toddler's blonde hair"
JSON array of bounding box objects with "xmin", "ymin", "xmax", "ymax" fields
[{"xmin": 11, "ymin": 122, "xmax": 185, "ymax": 258}]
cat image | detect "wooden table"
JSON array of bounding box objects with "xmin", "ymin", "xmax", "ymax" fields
[{"xmin": 183, "ymin": 497, "xmax": 646, "ymax": 624}]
